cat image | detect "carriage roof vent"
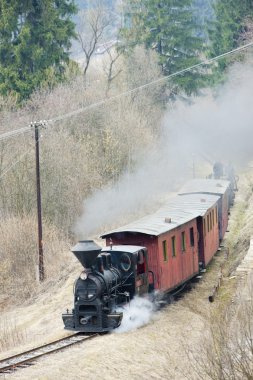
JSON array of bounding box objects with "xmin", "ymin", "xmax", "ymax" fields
[{"xmin": 165, "ymin": 217, "xmax": 172, "ymax": 223}]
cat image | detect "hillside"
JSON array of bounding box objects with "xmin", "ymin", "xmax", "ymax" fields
[
  {"xmin": 1, "ymin": 167, "xmax": 253, "ymax": 379},
  {"xmin": 0, "ymin": 1, "xmax": 253, "ymax": 378},
  {"xmin": 1, "ymin": 57, "xmax": 253, "ymax": 380}
]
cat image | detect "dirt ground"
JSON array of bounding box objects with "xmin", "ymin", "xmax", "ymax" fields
[{"xmin": 1, "ymin": 168, "xmax": 253, "ymax": 380}]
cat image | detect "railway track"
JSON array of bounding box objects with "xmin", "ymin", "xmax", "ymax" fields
[{"xmin": 0, "ymin": 333, "xmax": 97, "ymax": 375}]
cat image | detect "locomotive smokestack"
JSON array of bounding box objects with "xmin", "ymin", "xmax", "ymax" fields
[{"xmin": 72, "ymin": 240, "xmax": 102, "ymax": 269}]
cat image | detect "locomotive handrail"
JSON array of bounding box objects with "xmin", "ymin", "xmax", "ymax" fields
[{"xmin": 121, "ymin": 271, "xmax": 134, "ymax": 285}]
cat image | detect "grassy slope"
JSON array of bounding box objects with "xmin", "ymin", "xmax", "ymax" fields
[{"xmin": 1, "ymin": 168, "xmax": 253, "ymax": 379}]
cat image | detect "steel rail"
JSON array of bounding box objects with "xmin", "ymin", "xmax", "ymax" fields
[{"xmin": 0, "ymin": 333, "xmax": 97, "ymax": 374}]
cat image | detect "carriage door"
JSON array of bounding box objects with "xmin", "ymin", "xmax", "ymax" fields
[
  {"xmin": 135, "ymin": 249, "xmax": 149, "ymax": 296},
  {"xmin": 197, "ymin": 217, "xmax": 204, "ymax": 269}
]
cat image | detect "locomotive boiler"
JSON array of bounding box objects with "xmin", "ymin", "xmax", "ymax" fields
[{"xmin": 62, "ymin": 240, "xmax": 150, "ymax": 333}]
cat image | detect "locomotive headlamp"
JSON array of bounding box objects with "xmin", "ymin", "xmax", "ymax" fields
[{"xmin": 80, "ymin": 270, "xmax": 88, "ymax": 280}]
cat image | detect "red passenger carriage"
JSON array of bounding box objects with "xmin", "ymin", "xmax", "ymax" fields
[
  {"xmin": 101, "ymin": 193, "xmax": 220, "ymax": 293},
  {"xmin": 179, "ymin": 179, "xmax": 231, "ymax": 241}
]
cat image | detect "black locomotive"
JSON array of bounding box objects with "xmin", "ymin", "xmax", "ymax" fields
[{"xmin": 62, "ymin": 240, "xmax": 151, "ymax": 333}]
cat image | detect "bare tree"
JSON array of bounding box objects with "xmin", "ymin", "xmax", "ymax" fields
[
  {"xmin": 102, "ymin": 45, "xmax": 122, "ymax": 96},
  {"xmin": 76, "ymin": 1, "xmax": 111, "ymax": 78}
]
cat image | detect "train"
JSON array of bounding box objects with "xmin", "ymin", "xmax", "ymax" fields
[{"xmin": 62, "ymin": 172, "xmax": 236, "ymax": 333}]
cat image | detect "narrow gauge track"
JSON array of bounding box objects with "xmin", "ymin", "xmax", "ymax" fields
[{"xmin": 0, "ymin": 333, "xmax": 97, "ymax": 375}]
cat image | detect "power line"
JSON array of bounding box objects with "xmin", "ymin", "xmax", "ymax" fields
[
  {"xmin": 0, "ymin": 122, "xmax": 46, "ymax": 180},
  {"xmin": 0, "ymin": 40, "xmax": 253, "ymax": 143},
  {"xmin": 0, "ymin": 126, "xmax": 31, "ymax": 142},
  {"xmin": 48, "ymin": 40, "xmax": 253, "ymax": 123},
  {"xmin": 0, "ymin": 146, "xmax": 34, "ymax": 180}
]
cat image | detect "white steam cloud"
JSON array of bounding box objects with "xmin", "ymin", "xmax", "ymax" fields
[
  {"xmin": 74, "ymin": 61, "xmax": 253, "ymax": 238},
  {"xmin": 167, "ymin": 62, "xmax": 253, "ymax": 165},
  {"xmin": 115, "ymin": 297, "xmax": 155, "ymax": 333}
]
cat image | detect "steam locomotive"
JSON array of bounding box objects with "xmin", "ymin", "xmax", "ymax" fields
[
  {"xmin": 62, "ymin": 241, "xmax": 151, "ymax": 332},
  {"xmin": 62, "ymin": 175, "xmax": 236, "ymax": 333}
]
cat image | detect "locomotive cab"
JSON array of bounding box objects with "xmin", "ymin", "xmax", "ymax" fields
[{"xmin": 102, "ymin": 245, "xmax": 150, "ymax": 299}]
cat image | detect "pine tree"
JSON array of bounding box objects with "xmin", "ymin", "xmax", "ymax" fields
[
  {"xmin": 0, "ymin": 0, "xmax": 77, "ymax": 101},
  {"xmin": 121, "ymin": 0, "xmax": 207, "ymax": 96},
  {"xmin": 193, "ymin": 0, "xmax": 215, "ymax": 40},
  {"xmin": 208, "ymin": 0, "xmax": 253, "ymax": 74}
]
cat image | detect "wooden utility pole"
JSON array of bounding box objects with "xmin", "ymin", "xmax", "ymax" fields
[{"xmin": 32, "ymin": 121, "xmax": 45, "ymax": 282}]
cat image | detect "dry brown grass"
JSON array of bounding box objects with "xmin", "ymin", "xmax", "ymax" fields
[
  {"xmin": 177, "ymin": 170, "xmax": 253, "ymax": 380},
  {"xmin": 0, "ymin": 317, "xmax": 27, "ymax": 353},
  {"xmin": 181, "ymin": 274, "xmax": 253, "ymax": 380},
  {"xmin": 0, "ymin": 214, "xmax": 72, "ymax": 305}
]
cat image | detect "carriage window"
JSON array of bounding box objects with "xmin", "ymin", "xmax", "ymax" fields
[
  {"xmin": 162, "ymin": 240, "xmax": 168, "ymax": 261},
  {"xmin": 204, "ymin": 219, "xmax": 206, "ymax": 237},
  {"xmin": 190, "ymin": 227, "xmax": 194, "ymax": 247},
  {"xmin": 212, "ymin": 210, "xmax": 215, "ymax": 225},
  {"xmin": 207, "ymin": 215, "xmax": 210, "ymax": 232},
  {"xmin": 172, "ymin": 236, "xmax": 176, "ymax": 257},
  {"xmin": 181, "ymin": 231, "xmax": 186, "ymax": 252},
  {"xmin": 210, "ymin": 212, "xmax": 212, "ymax": 230},
  {"xmin": 216, "ymin": 207, "xmax": 218, "ymax": 223}
]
